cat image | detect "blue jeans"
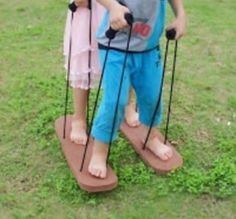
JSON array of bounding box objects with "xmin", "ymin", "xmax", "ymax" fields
[{"xmin": 91, "ymin": 49, "xmax": 163, "ymax": 144}]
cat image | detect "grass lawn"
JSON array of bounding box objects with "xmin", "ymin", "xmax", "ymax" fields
[{"xmin": 0, "ymin": 0, "xmax": 235, "ymax": 218}]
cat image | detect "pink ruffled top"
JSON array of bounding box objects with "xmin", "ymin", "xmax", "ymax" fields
[{"xmin": 64, "ymin": 1, "xmax": 104, "ymax": 89}]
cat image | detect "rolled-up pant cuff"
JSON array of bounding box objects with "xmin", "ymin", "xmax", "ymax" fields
[{"xmin": 91, "ymin": 126, "xmax": 117, "ymax": 145}]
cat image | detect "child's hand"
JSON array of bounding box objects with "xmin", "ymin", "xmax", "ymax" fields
[
  {"xmin": 166, "ymin": 15, "xmax": 187, "ymax": 40},
  {"xmin": 109, "ymin": 2, "xmax": 130, "ymax": 30},
  {"xmin": 74, "ymin": 0, "xmax": 88, "ymax": 7}
]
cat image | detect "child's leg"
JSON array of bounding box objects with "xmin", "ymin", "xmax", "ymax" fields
[
  {"xmin": 89, "ymin": 49, "xmax": 131, "ymax": 178},
  {"xmin": 125, "ymin": 88, "xmax": 140, "ymax": 127},
  {"xmin": 70, "ymin": 88, "xmax": 88, "ymax": 145},
  {"xmin": 132, "ymin": 50, "xmax": 173, "ymax": 161}
]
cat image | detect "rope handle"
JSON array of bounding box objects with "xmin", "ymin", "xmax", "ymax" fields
[
  {"xmin": 166, "ymin": 28, "xmax": 176, "ymax": 40},
  {"xmin": 68, "ymin": 0, "xmax": 92, "ymax": 12},
  {"xmin": 142, "ymin": 28, "xmax": 178, "ymax": 149}
]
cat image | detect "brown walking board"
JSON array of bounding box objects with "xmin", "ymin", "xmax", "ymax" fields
[
  {"xmin": 120, "ymin": 123, "xmax": 183, "ymax": 174},
  {"xmin": 55, "ymin": 115, "xmax": 118, "ymax": 192}
]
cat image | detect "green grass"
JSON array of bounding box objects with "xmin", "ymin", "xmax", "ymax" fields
[{"xmin": 0, "ymin": 0, "xmax": 236, "ymax": 218}]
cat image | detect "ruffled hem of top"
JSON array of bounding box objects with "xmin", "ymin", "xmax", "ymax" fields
[
  {"xmin": 65, "ymin": 69, "xmax": 101, "ymax": 90},
  {"xmin": 64, "ymin": 50, "xmax": 101, "ymax": 89}
]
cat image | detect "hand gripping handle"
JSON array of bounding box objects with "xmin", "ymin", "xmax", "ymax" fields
[{"xmin": 105, "ymin": 13, "xmax": 133, "ymax": 40}]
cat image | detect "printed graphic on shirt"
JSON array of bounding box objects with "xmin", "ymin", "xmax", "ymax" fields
[{"xmin": 132, "ymin": 19, "xmax": 151, "ymax": 38}]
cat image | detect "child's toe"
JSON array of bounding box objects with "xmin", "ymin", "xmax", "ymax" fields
[
  {"xmin": 93, "ymin": 168, "xmax": 99, "ymax": 177},
  {"xmin": 162, "ymin": 154, "xmax": 169, "ymax": 161},
  {"xmin": 167, "ymin": 148, "xmax": 173, "ymax": 158},
  {"xmin": 100, "ymin": 169, "xmax": 107, "ymax": 179},
  {"xmin": 95, "ymin": 169, "xmax": 101, "ymax": 177}
]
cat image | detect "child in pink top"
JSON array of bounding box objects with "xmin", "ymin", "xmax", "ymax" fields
[{"xmin": 63, "ymin": 0, "xmax": 139, "ymax": 145}]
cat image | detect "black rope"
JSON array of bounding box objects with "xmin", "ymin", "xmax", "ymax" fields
[
  {"xmin": 143, "ymin": 29, "xmax": 177, "ymax": 148},
  {"xmin": 88, "ymin": 0, "xmax": 92, "ymax": 10},
  {"xmin": 86, "ymin": 0, "xmax": 92, "ymax": 127},
  {"xmin": 164, "ymin": 40, "xmax": 178, "ymax": 144},
  {"xmin": 63, "ymin": 11, "xmax": 74, "ymax": 139},
  {"xmin": 107, "ymin": 24, "xmax": 133, "ymax": 162},
  {"xmin": 87, "ymin": 82, "xmax": 91, "ymax": 126},
  {"xmin": 142, "ymin": 39, "xmax": 170, "ymax": 149},
  {"xmin": 80, "ymin": 40, "xmax": 112, "ymax": 172}
]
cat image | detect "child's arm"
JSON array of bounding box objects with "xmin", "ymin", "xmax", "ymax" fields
[
  {"xmin": 168, "ymin": 0, "xmax": 187, "ymax": 39},
  {"xmin": 96, "ymin": 0, "xmax": 130, "ymax": 30}
]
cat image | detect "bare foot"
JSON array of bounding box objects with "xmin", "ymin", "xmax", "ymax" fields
[
  {"xmin": 88, "ymin": 141, "xmax": 108, "ymax": 179},
  {"xmin": 125, "ymin": 103, "xmax": 140, "ymax": 127},
  {"xmin": 145, "ymin": 137, "xmax": 173, "ymax": 161},
  {"xmin": 70, "ymin": 118, "xmax": 87, "ymax": 145}
]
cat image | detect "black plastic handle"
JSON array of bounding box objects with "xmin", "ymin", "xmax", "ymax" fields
[
  {"xmin": 68, "ymin": 2, "xmax": 77, "ymax": 12},
  {"xmin": 68, "ymin": 1, "xmax": 91, "ymax": 12},
  {"xmin": 166, "ymin": 29, "xmax": 176, "ymax": 40},
  {"xmin": 106, "ymin": 13, "xmax": 133, "ymax": 40}
]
